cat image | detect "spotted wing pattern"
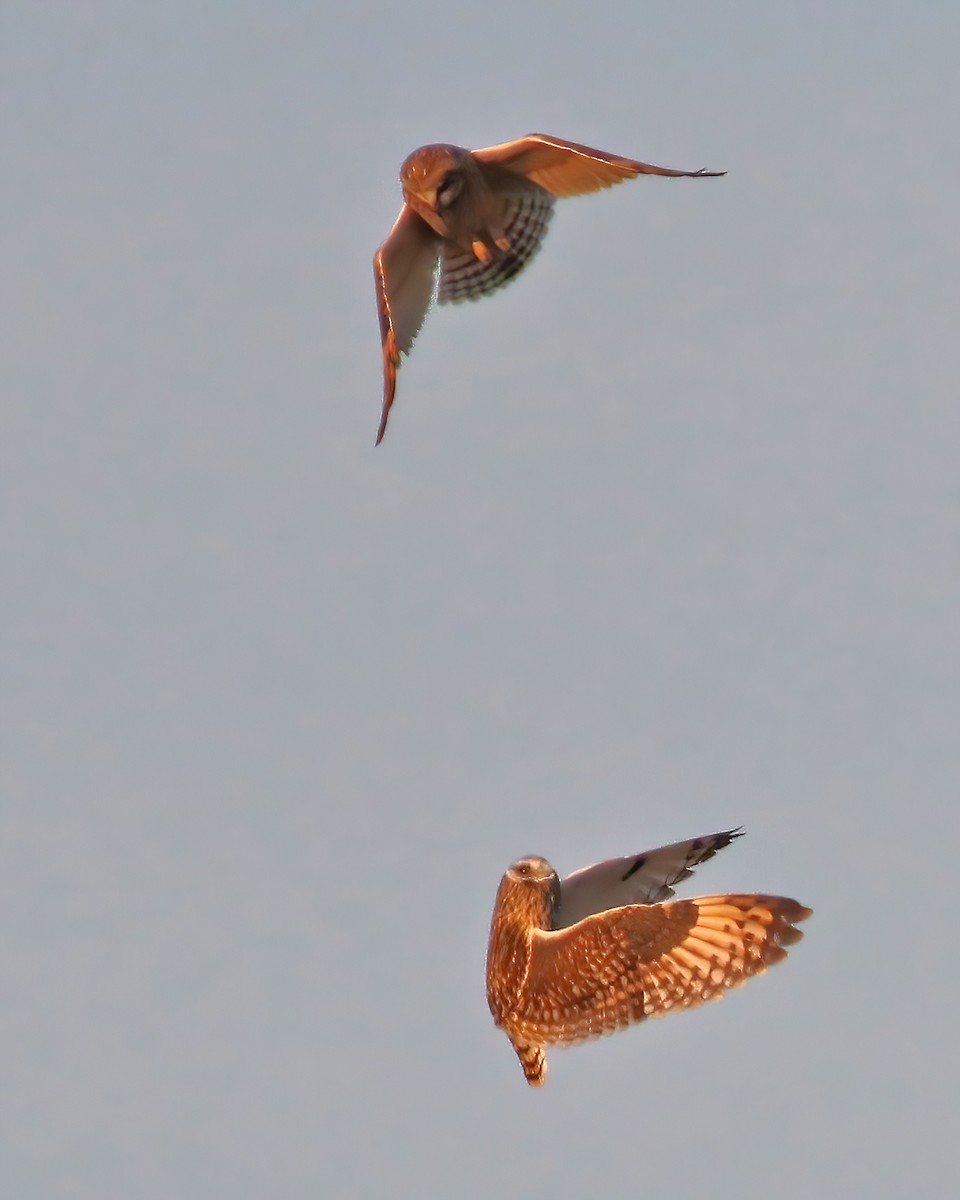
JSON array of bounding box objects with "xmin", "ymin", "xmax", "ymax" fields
[
  {"xmin": 511, "ymin": 893, "xmax": 810, "ymax": 1085},
  {"xmin": 555, "ymin": 828, "xmax": 744, "ymax": 927},
  {"xmin": 438, "ymin": 188, "xmax": 555, "ymax": 304}
]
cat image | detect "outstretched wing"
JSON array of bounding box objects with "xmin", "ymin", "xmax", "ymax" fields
[
  {"xmin": 438, "ymin": 185, "xmax": 554, "ymax": 304},
  {"xmin": 372, "ymin": 205, "xmax": 441, "ymax": 444},
  {"xmin": 555, "ymin": 828, "xmax": 744, "ymax": 927},
  {"xmin": 517, "ymin": 894, "xmax": 811, "ymax": 1050},
  {"xmin": 472, "ymin": 133, "xmax": 725, "ymax": 197}
]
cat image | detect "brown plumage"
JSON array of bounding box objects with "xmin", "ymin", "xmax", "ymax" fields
[
  {"xmin": 372, "ymin": 133, "xmax": 725, "ymax": 443},
  {"xmin": 485, "ymin": 832, "xmax": 810, "ymax": 1086}
]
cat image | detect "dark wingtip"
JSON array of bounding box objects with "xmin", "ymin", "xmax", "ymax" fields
[{"xmin": 695, "ymin": 827, "xmax": 745, "ymax": 864}]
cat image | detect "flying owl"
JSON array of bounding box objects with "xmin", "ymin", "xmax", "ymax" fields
[
  {"xmin": 372, "ymin": 133, "xmax": 725, "ymax": 443},
  {"xmin": 485, "ymin": 828, "xmax": 811, "ymax": 1086}
]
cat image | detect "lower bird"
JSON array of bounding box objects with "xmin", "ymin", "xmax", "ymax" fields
[
  {"xmin": 485, "ymin": 828, "xmax": 810, "ymax": 1086},
  {"xmin": 372, "ymin": 133, "xmax": 725, "ymax": 443}
]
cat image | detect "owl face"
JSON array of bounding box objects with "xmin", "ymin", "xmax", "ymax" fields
[{"xmin": 399, "ymin": 144, "xmax": 472, "ymax": 231}]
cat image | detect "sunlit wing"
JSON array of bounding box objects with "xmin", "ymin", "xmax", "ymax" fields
[
  {"xmin": 473, "ymin": 133, "xmax": 725, "ymax": 198},
  {"xmin": 555, "ymin": 828, "xmax": 744, "ymax": 927},
  {"xmin": 372, "ymin": 205, "xmax": 441, "ymax": 444},
  {"xmin": 521, "ymin": 894, "xmax": 811, "ymax": 1047}
]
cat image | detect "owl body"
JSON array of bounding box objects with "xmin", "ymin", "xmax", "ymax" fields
[
  {"xmin": 485, "ymin": 856, "xmax": 558, "ymax": 1024},
  {"xmin": 485, "ymin": 830, "xmax": 811, "ymax": 1086},
  {"xmin": 372, "ymin": 133, "xmax": 726, "ymax": 443},
  {"xmin": 399, "ymin": 144, "xmax": 508, "ymax": 256}
]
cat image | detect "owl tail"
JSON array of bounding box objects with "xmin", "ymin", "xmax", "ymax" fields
[{"xmin": 513, "ymin": 1040, "xmax": 547, "ymax": 1087}]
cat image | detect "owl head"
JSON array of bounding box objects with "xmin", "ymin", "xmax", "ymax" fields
[
  {"xmin": 399, "ymin": 143, "xmax": 475, "ymax": 226},
  {"xmin": 498, "ymin": 855, "xmax": 562, "ymax": 928}
]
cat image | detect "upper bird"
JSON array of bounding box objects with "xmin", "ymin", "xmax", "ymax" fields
[
  {"xmin": 372, "ymin": 133, "xmax": 726, "ymax": 443},
  {"xmin": 486, "ymin": 828, "xmax": 811, "ymax": 1086}
]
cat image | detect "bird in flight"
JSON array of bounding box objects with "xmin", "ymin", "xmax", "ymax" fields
[
  {"xmin": 372, "ymin": 133, "xmax": 725, "ymax": 443},
  {"xmin": 485, "ymin": 828, "xmax": 810, "ymax": 1086}
]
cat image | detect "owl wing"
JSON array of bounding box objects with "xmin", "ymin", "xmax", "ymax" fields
[
  {"xmin": 472, "ymin": 133, "xmax": 725, "ymax": 197},
  {"xmin": 372, "ymin": 205, "xmax": 442, "ymax": 444},
  {"xmin": 519, "ymin": 894, "xmax": 811, "ymax": 1048},
  {"xmin": 438, "ymin": 184, "xmax": 555, "ymax": 305},
  {"xmin": 554, "ymin": 828, "xmax": 744, "ymax": 928}
]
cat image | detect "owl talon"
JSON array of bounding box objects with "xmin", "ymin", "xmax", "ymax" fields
[{"xmin": 471, "ymin": 239, "xmax": 494, "ymax": 264}]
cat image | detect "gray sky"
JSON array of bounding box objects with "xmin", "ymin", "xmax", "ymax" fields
[{"xmin": 3, "ymin": 2, "xmax": 958, "ymax": 1196}]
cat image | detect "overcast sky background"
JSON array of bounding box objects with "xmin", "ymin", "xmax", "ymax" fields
[{"xmin": 3, "ymin": 3, "xmax": 958, "ymax": 1197}]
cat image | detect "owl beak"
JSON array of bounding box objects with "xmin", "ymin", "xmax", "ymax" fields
[
  {"xmin": 406, "ymin": 196, "xmax": 449, "ymax": 241},
  {"xmin": 404, "ymin": 181, "xmax": 434, "ymax": 206}
]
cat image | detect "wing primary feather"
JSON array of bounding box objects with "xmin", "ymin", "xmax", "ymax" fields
[
  {"xmin": 372, "ymin": 206, "xmax": 440, "ymax": 444},
  {"xmin": 473, "ymin": 133, "xmax": 726, "ymax": 197},
  {"xmin": 555, "ymin": 828, "xmax": 744, "ymax": 927}
]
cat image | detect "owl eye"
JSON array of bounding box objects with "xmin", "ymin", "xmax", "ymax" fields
[{"xmin": 435, "ymin": 171, "xmax": 462, "ymax": 210}]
